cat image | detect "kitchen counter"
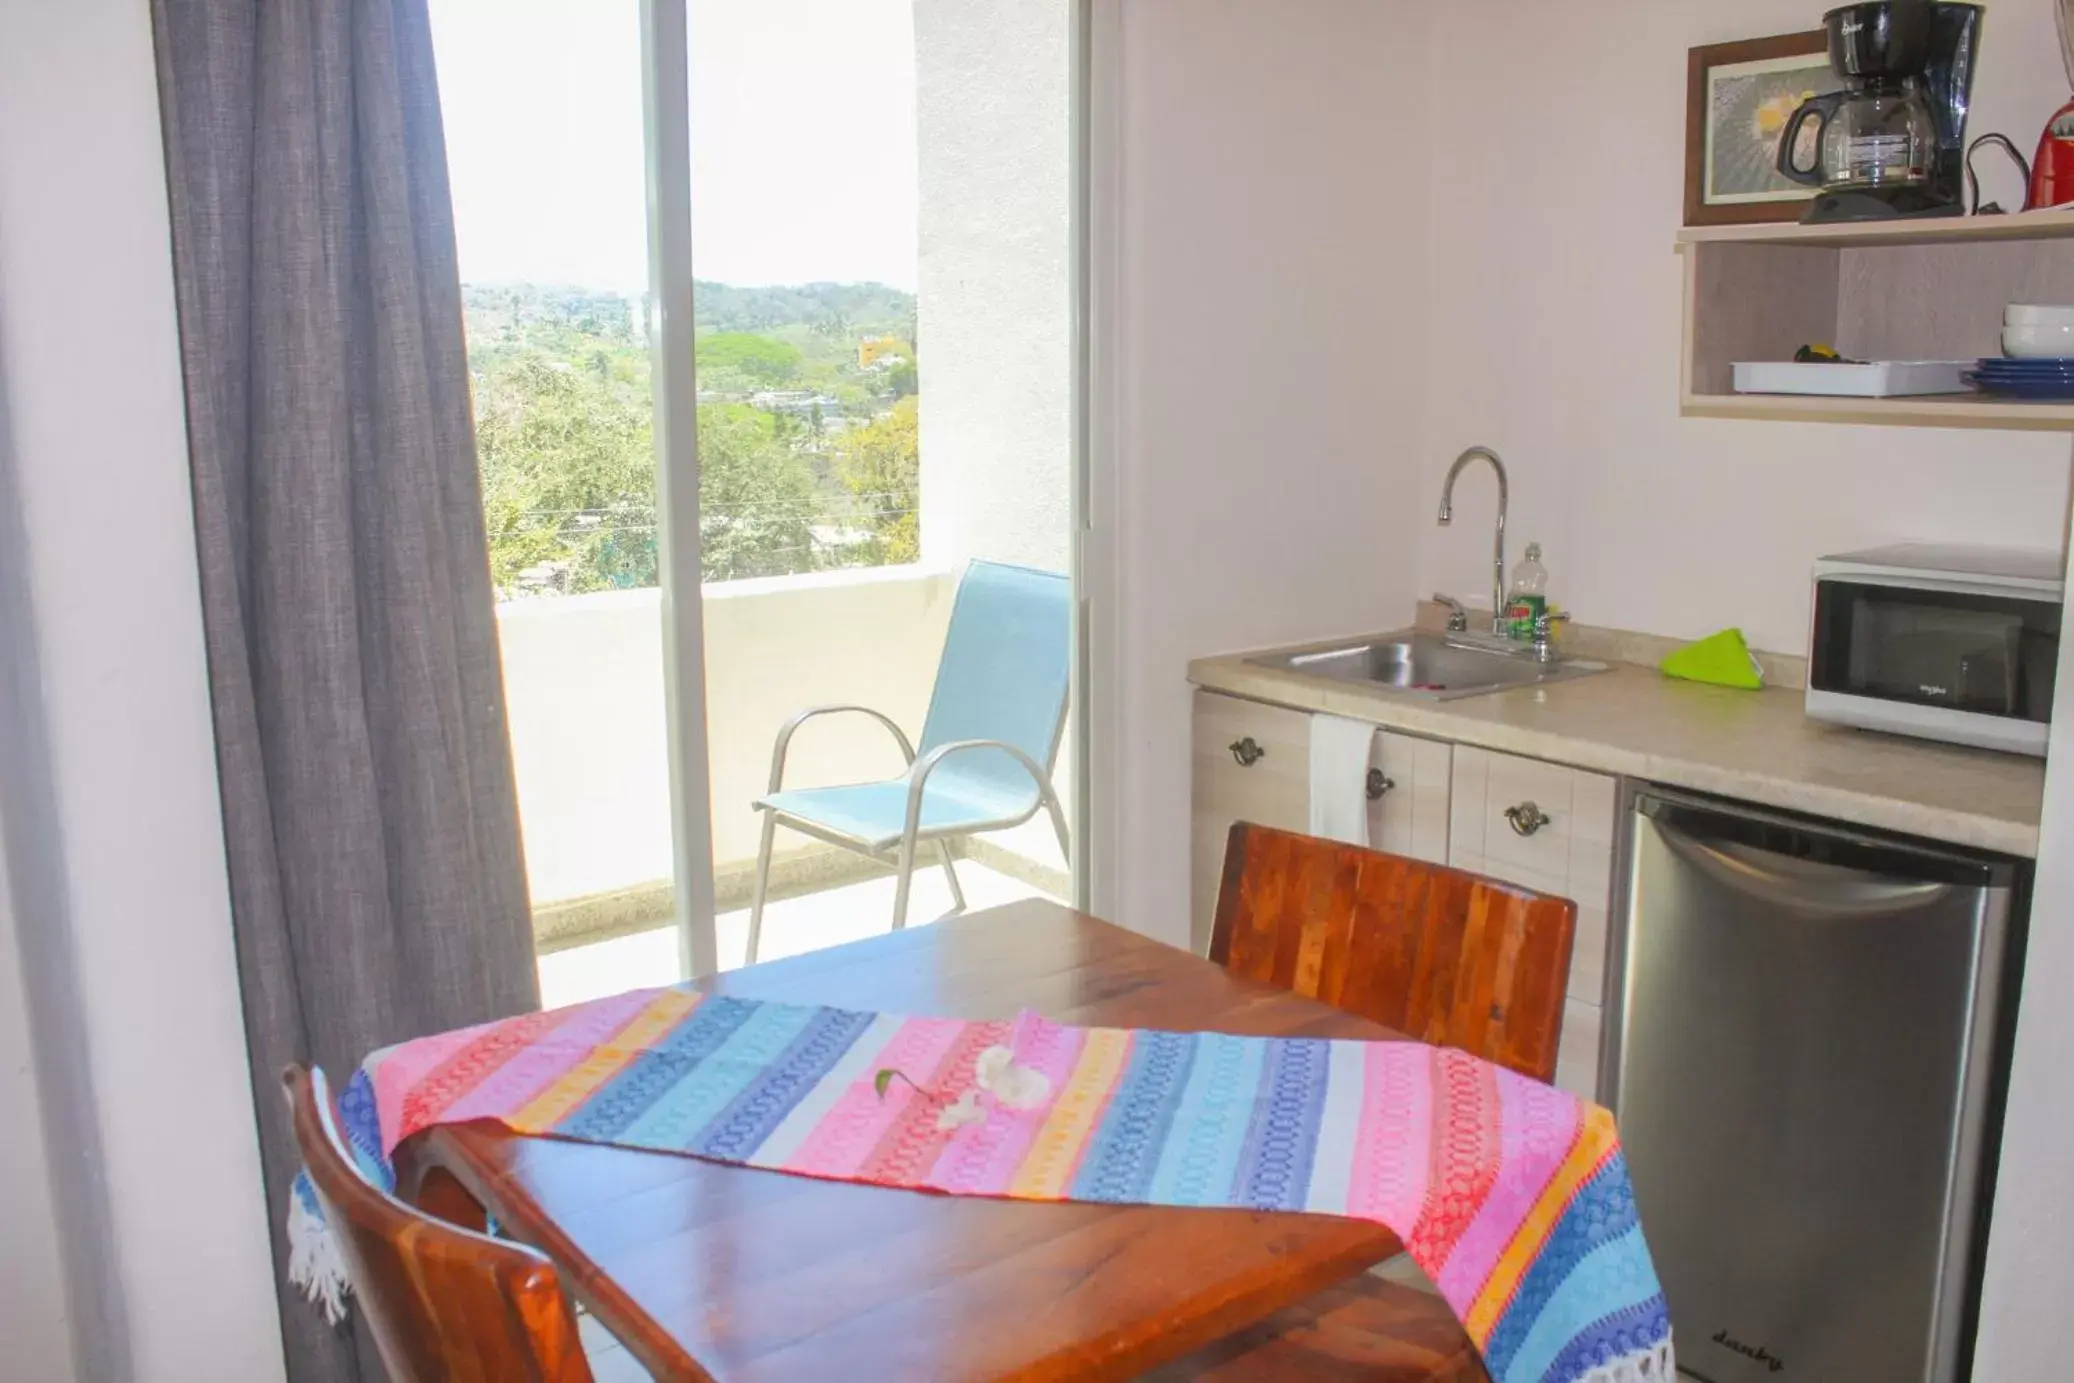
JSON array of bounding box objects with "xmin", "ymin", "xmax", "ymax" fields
[{"xmin": 1190, "ymin": 638, "xmax": 2047, "ymax": 858}]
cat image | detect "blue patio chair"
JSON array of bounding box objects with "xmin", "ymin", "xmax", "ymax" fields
[{"xmin": 744, "ymin": 561, "xmax": 1072, "ymax": 963}]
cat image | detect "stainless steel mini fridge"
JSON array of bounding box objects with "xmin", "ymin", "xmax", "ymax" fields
[{"xmin": 1611, "ymin": 787, "xmax": 2021, "ymax": 1383}]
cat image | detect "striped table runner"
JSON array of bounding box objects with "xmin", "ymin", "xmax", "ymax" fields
[{"xmin": 294, "ymin": 987, "xmax": 1674, "ymax": 1383}]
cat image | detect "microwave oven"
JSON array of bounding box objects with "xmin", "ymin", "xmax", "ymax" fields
[{"xmin": 1807, "ymin": 544, "xmax": 2063, "ymax": 757}]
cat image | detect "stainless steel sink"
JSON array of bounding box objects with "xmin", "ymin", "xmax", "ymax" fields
[{"xmin": 1246, "ymin": 630, "xmax": 1608, "ymax": 701}]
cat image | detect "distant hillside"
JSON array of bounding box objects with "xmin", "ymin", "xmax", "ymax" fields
[
  {"xmin": 460, "ymin": 280, "xmax": 917, "ymax": 350},
  {"xmin": 692, "ymin": 281, "xmax": 915, "ymax": 340}
]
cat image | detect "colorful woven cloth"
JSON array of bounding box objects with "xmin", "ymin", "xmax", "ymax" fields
[{"xmin": 293, "ymin": 988, "xmax": 1674, "ymax": 1383}]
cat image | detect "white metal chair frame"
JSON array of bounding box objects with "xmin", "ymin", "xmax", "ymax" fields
[{"xmin": 744, "ymin": 704, "xmax": 1071, "ymax": 964}]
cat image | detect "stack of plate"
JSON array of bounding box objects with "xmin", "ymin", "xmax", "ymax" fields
[
  {"xmin": 1967, "ymin": 358, "xmax": 2074, "ymax": 400},
  {"xmin": 1974, "ymin": 305, "xmax": 2074, "ymax": 399}
]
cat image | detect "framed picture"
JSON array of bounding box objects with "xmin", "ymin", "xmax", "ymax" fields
[{"xmin": 1685, "ymin": 31, "xmax": 1842, "ymax": 226}]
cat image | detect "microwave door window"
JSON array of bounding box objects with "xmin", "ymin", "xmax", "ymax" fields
[
  {"xmin": 1859, "ymin": 605, "xmax": 2019, "ymax": 714},
  {"xmin": 1815, "ymin": 581, "xmax": 2058, "ymax": 724}
]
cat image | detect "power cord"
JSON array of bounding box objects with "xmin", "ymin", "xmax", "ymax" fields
[{"xmin": 1966, "ymin": 133, "xmax": 2032, "ymax": 214}]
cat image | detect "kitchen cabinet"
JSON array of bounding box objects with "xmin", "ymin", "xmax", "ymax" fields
[
  {"xmin": 1446, "ymin": 745, "xmax": 1617, "ymax": 1100},
  {"xmin": 1189, "ymin": 692, "xmax": 1450, "ymax": 952},
  {"xmin": 1188, "ymin": 695, "xmax": 1617, "ymax": 1098}
]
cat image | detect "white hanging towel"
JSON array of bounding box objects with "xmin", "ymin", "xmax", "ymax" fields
[{"xmin": 1307, "ymin": 714, "xmax": 1374, "ymax": 847}]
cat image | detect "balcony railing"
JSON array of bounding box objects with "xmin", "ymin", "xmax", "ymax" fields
[{"xmin": 497, "ymin": 563, "xmax": 1069, "ymax": 947}]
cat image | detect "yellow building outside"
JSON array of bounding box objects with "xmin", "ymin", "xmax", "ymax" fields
[{"xmin": 858, "ymin": 336, "xmax": 912, "ymax": 369}]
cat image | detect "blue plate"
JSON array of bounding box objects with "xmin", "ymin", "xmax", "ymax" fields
[
  {"xmin": 1965, "ymin": 372, "xmax": 2074, "ymax": 399},
  {"xmin": 1977, "ymin": 357, "xmax": 2074, "ymax": 372}
]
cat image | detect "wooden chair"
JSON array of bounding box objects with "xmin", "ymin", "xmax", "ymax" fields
[
  {"xmin": 1211, "ymin": 822, "xmax": 1575, "ymax": 1082},
  {"xmin": 283, "ymin": 1065, "xmax": 595, "ymax": 1383},
  {"xmin": 1154, "ymin": 823, "xmax": 1578, "ymax": 1382}
]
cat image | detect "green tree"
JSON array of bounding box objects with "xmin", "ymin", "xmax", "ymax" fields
[
  {"xmin": 694, "ymin": 331, "xmax": 803, "ymax": 390},
  {"xmin": 465, "ymin": 282, "xmax": 928, "ymax": 593},
  {"xmin": 474, "ymin": 355, "xmax": 655, "ymax": 594},
  {"xmin": 473, "ymin": 351, "xmax": 831, "ymax": 592},
  {"xmin": 695, "ymin": 403, "xmax": 823, "ymax": 580},
  {"xmin": 835, "ymin": 396, "xmax": 920, "ymax": 565}
]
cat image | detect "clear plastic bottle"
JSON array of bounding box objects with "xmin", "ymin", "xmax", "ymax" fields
[{"xmin": 1506, "ymin": 542, "xmax": 1549, "ymax": 641}]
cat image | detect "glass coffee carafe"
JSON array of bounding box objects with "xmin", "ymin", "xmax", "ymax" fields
[
  {"xmin": 1777, "ymin": 78, "xmax": 1941, "ymax": 193},
  {"xmin": 1771, "ymin": 0, "xmax": 1985, "ymax": 219}
]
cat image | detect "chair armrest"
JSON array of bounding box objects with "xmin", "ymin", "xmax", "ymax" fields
[
  {"xmin": 767, "ymin": 705, "xmax": 917, "ymax": 795},
  {"xmin": 899, "ymin": 739, "xmax": 1054, "ymax": 835}
]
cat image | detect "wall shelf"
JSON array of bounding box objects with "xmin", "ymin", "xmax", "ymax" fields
[
  {"xmin": 1683, "ymin": 391, "xmax": 2074, "ymax": 431},
  {"xmin": 1677, "ymin": 209, "xmax": 2074, "ymax": 430},
  {"xmin": 1676, "ymin": 207, "xmax": 2074, "ymax": 249}
]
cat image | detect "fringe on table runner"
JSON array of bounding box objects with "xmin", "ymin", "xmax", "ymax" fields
[
  {"xmin": 287, "ymin": 1074, "xmax": 502, "ymax": 1334},
  {"xmin": 286, "ymin": 1067, "xmax": 395, "ymax": 1326},
  {"xmin": 287, "ymin": 1173, "xmax": 350, "ymax": 1326}
]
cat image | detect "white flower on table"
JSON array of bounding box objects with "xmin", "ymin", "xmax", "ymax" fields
[
  {"xmin": 935, "ymin": 1088, "xmax": 986, "ymax": 1131},
  {"xmin": 974, "ymin": 1045, "xmax": 1051, "ymax": 1110},
  {"xmin": 876, "ymin": 1043, "xmax": 1051, "ymax": 1131}
]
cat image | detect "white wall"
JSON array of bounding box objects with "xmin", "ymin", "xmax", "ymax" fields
[
  {"xmin": 1106, "ymin": 0, "xmax": 1433, "ymax": 948},
  {"xmin": 0, "ymin": 829, "xmax": 74, "ymax": 1379},
  {"xmin": 0, "ymin": 1, "xmax": 285, "ymax": 1379},
  {"xmin": 1975, "ymin": 564, "xmax": 2074, "ymax": 1378},
  {"xmin": 914, "ymin": 0, "xmax": 1075, "ymax": 575},
  {"xmin": 1417, "ymin": 0, "xmax": 2074, "ymax": 655}
]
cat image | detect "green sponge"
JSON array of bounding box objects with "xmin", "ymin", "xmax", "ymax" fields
[{"xmin": 1660, "ymin": 628, "xmax": 1765, "ymax": 690}]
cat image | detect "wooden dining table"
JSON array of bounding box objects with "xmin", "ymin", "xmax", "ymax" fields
[{"xmin": 394, "ymin": 899, "xmax": 1411, "ymax": 1382}]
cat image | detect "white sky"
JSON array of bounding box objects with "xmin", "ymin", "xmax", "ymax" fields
[{"xmin": 428, "ymin": 0, "xmax": 920, "ymax": 293}]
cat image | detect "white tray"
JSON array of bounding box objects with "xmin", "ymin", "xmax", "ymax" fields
[{"xmin": 1732, "ymin": 360, "xmax": 1974, "ymax": 398}]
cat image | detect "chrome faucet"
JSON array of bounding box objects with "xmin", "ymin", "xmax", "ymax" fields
[
  {"xmin": 1437, "ymin": 446, "xmax": 1509, "ymax": 637},
  {"xmin": 1529, "ymin": 609, "xmax": 1571, "ymax": 664}
]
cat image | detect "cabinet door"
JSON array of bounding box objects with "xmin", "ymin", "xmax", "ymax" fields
[
  {"xmin": 1448, "ymin": 745, "xmax": 1617, "ymax": 1100},
  {"xmin": 1191, "ymin": 692, "xmax": 1312, "ymax": 952},
  {"xmin": 1369, "ymin": 729, "xmax": 1451, "ymax": 866}
]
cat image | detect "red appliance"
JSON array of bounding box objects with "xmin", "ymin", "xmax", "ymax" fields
[
  {"xmin": 2032, "ymin": 101, "xmax": 2074, "ymax": 208},
  {"xmin": 2031, "ymin": 2, "xmax": 2074, "ymax": 208}
]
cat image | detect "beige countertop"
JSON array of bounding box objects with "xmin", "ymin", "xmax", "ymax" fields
[{"xmin": 1190, "ymin": 638, "xmax": 2047, "ymax": 858}]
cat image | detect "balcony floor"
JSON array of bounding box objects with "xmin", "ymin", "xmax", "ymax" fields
[{"xmin": 537, "ymin": 860, "xmax": 1054, "ymax": 1008}]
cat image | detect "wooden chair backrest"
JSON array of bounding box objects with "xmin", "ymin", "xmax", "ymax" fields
[
  {"xmin": 283, "ymin": 1065, "xmax": 594, "ymax": 1383},
  {"xmin": 1211, "ymin": 823, "xmax": 1577, "ymax": 1082}
]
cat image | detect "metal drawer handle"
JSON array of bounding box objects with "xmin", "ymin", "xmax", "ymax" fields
[
  {"xmin": 1366, "ymin": 769, "xmax": 1395, "ymax": 801},
  {"xmin": 1504, "ymin": 801, "xmax": 1552, "ymax": 837},
  {"xmin": 1229, "ymin": 737, "xmax": 1266, "ymax": 768}
]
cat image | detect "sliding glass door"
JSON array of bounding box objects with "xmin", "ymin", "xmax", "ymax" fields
[{"xmin": 433, "ymin": 0, "xmax": 1087, "ymax": 997}]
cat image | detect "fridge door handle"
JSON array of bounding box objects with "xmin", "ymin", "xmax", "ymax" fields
[{"xmin": 1651, "ymin": 817, "xmax": 1953, "ymax": 918}]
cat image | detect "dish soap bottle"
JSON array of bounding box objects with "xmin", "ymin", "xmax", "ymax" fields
[{"xmin": 1507, "ymin": 543, "xmax": 1548, "ymax": 641}]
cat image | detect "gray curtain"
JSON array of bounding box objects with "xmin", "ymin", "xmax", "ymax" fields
[{"xmin": 151, "ymin": 2, "xmax": 541, "ymax": 1379}]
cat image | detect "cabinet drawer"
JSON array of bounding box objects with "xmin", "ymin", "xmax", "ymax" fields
[
  {"xmin": 1193, "ymin": 692, "xmax": 1312, "ymax": 833},
  {"xmin": 1449, "ymin": 746, "xmax": 1614, "ymax": 893},
  {"xmin": 1191, "ymin": 692, "xmax": 1313, "ymax": 951},
  {"xmin": 1448, "ymin": 746, "xmax": 1616, "ymax": 1004}
]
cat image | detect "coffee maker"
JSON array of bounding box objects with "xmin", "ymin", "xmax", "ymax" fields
[{"xmin": 1776, "ymin": 0, "xmax": 1984, "ymax": 222}]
